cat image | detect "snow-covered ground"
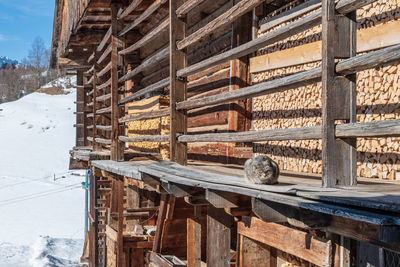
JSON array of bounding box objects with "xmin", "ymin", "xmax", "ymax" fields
[{"xmin": 0, "ymin": 77, "xmax": 85, "ymax": 266}]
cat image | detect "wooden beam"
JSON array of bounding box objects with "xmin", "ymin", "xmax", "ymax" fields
[
  {"xmin": 177, "ymin": 0, "xmax": 268, "ymax": 50},
  {"xmin": 176, "ymin": 0, "xmax": 378, "ymax": 78},
  {"xmin": 119, "ymin": 18, "xmax": 169, "ymax": 55},
  {"xmin": 206, "ymin": 189, "xmax": 241, "ymax": 209},
  {"xmin": 118, "ymin": 78, "xmax": 169, "ymax": 104},
  {"xmin": 207, "ymin": 205, "xmax": 232, "ymax": 267},
  {"xmin": 176, "ymin": 43, "xmax": 400, "ymax": 110},
  {"xmin": 118, "ymin": 0, "xmax": 144, "ymax": 20},
  {"xmin": 321, "ymin": 0, "xmax": 357, "ymax": 187},
  {"xmin": 237, "ymin": 217, "xmax": 332, "ymax": 266},
  {"xmin": 176, "ymin": 0, "xmax": 206, "ymax": 18},
  {"xmin": 97, "ymin": 26, "xmax": 112, "ymax": 52},
  {"xmin": 187, "ymin": 206, "xmax": 202, "ymax": 267},
  {"xmin": 110, "ymin": 4, "xmax": 123, "ymax": 161},
  {"xmin": 118, "ymin": 108, "xmax": 170, "ymax": 123},
  {"xmin": 153, "ymin": 194, "xmax": 170, "ymax": 253},
  {"xmin": 251, "ymin": 20, "xmax": 400, "ymax": 73},
  {"xmin": 170, "ymin": 0, "xmax": 187, "ymax": 165},
  {"xmin": 119, "ymin": 135, "xmax": 170, "ymax": 143},
  {"xmin": 119, "ymin": 0, "xmax": 168, "ymax": 36}
]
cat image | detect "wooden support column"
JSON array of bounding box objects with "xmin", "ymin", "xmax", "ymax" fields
[
  {"xmin": 77, "ymin": 70, "xmax": 85, "ymax": 147},
  {"xmin": 111, "ymin": 3, "xmax": 124, "ymax": 161},
  {"xmin": 207, "ymin": 205, "xmax": 232, "ymax": 267},
  {"xmin": 229, "ymin": 5, "xmax": 252, "ymax": 134},
  {"xmin": 153, "ymin": 194, "xmax": 170, "ymax": 253},
  {"xmin": 170, "ymin": 0, "xmax": 187, "ymax": 165},
  {"xmin": 187, "ymin": 206, "xmax": 202, "ymax": 267},
  {"xmin": 116, "ymin": 175, "xmax": 124, "ymax": 267},
  {"xmin": 92, "ymin": 66, "xmax": 99, "ymax": 151},
  {"xmin": 89, "ymin": 173, "xmax": 99, "ymax": 267},
  {"xmin": 321, "ymin": 0, "xmax": 357, "ymax": 187}
]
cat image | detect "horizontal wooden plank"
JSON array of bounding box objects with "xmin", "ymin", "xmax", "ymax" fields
[
  {"xmin": 96, "ymin": 93, "xmax": 111, "ymax": 102},
  {"xmin": 97, "ymin": 106, "xmax": 112, "ymax": 114},
  {"xmin": 97, "ymin": 43, "xmax": 112, "ymax": 64},
  {"xmin": 119, "ymin": 46, "xmax": 169, "ymax": 83},
  {"xmin": 237, "ymin": 217, "xmax": 332, "ymax": 266},
  {"xmin": 119, "ymin": 78, "xmax": 169, "ymax": 104},
  {"xmin": 251, "ymin": 20, "xmax": 400, "ymax": 73},
  {"xmin": 176, "ymin": 0, "xmax": 206, "ymax": 18},
  {"xmin": 96, "ymin": 137, "xmax": 112, "ymax": 145},
  {"xmin": 336, "ymin": 120, "xmax": 400, "ymax": 138},
  {"xmin": 98, "ymin": 62, "xmax": 111, "ymax": 77},
  {"xmin": 118, "ymin": 0, "xmax": 144, "ymax": 20},
  {"xmin": 177, "ymin": 43, "xmax": 400, "ymax": 110},
  {"xmin": 177, "ymin": 0, "xmax": 266, "ymax": 50},
  {"xmin": 91, "ymin": 160, "xmax": 143, "ymax": 179},
  {"xmin": 98, "ymin": 78, "xmax": 112, "ymax": 90},
  {"xmin": 119, "ymin": 135, "xmax": 170, "ymax": 143},
  {"xmin": 119, "ymin": 0, "xmax": 168, "ymax": 36},
  {"xmin": 97, "ymin": 27, "xmax": 112, "ymax": 52},
  {"xmin": 119, "ymin": 108, "xmax": 170, "ymax": 123},
  {"xmin": 177, "ymin": 0, "xmax": 377, "ymax": 78},
  {"xmin": 96, "ymin": 125, "xmax": 112, "ymax": 131},
  {"xmin": 179, "ymin": 126, "xmax": 321, "ymax": 142}
]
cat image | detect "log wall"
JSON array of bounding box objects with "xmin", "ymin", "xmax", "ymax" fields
[{"xmin": 253, "ymin": 0, "xmax": 400, "ymax": 180}]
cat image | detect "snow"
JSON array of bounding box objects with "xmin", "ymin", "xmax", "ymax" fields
[{"xmin": 0, "ymin": 76, "xmax": 84, "ymax": 266}]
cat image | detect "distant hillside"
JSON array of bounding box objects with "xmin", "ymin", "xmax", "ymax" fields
[{"xmin": 0, "ymin": 56, "xmax": 18, "ymax": 67}]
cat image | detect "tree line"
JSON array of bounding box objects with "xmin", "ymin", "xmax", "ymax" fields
[{"xmin": 0, "ymin": 37, "xmax": 61, "ymax": 103}]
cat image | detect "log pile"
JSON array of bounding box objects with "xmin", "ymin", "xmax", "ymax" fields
[
  {"xmin": 253, "ymin": 0, "xmax": 400, "ymax": 180},
  {"xmin": 127, "ymin": 95, "xmax": 170, "ymax": 160}
]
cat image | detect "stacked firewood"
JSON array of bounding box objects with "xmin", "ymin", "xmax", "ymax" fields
[{"xmin": 253, "ymin": 0, "xmax": 400, "ymax": 180}]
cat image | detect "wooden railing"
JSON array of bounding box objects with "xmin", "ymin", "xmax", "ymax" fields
[{"xmin": 79, "ymin": 0, "xmax": 400, "ymax": 188}]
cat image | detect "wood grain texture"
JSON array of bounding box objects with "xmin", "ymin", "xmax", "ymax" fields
[{"xmin": 237, "ymin": 217, "xmax": 332, "ymax": 266}]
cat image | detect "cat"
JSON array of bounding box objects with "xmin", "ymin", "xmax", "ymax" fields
[{"xmin": 244, "ymin": 155, "xmax": 280, "ymax": 185}]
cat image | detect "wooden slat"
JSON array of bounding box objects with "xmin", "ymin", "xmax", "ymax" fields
[
  {"xmin": 119, "ymin": 78, "xmax": 169, "ymax": 105},
  {"xmin": 97, "ymin": 106, "xmax": 112, "ymax": 114},
  {"xmin": 119, "ymin": 135, "xmax": 170, "ymax": 143},
  {"xmin": 177, "ymin": 0, "xmax": 267, "ymax": 50},
  {"xmin": 119, "ymin": 0, "xmax": 168, "ymax": 36},
  {"xmin": 251, "ymin": 20, "xmax": 400, "ymax": 73},
  {"xmin": 119, "ymin": 108, "xmax": 170, "ymax": 123},
  {"xmin": 96, "ymin": 125, "xmax": 112, "ymax": 131},
  {"xmin": 176, "ymin": 0, "xmax": 206, "ymax": 18},
  {"xmin": 119, "ymin": 46, "xmax": 169, "ymax": 83},
  {"xmin": 98, "ymin": 78, "xmax": 112, "ymax": 91},
  {"xmin": 97, "ymin": 27, "xmax": 112, "ymax": 52},
  {"xmin": 96, "ymin": 137, "xmax": 112, "ymax": 145},
  {"xmin": 179, "ymin": 126, "xmax": 321, "ymax": 143},
  {"xmin": 177, "ymin": 0, "xmax": 378, "ymax": 78},
  {"xmin": 259, "ymin": 0, "xmax": 321, "ymax": 33},
  {"xmin": 98, "ymin": 62, "xmax": 112, "ymax": 77},
  {"xmin": 88, "ymin": 52, "xmax": 95, "ymax": 63},
  {"xmin": 96, "ymin": 93, "xmax": 111, "ymax": 102},
  {"xmin": 97, "ymin": 43, "xmax": 112, "ymax": 64},
  {"xmin": 118, "ymin": 0, "xmax": 144, "ymax": 19},
  {"xmin": 237, "ymin": 217, "xmax": 332, "ymax": 266},
  {"xmin": 336, "ymin": 120, "xmax": 400, "ymax": 138},
  {"xmin": 119, "ymin": 18, "xmax": 169, "ymax": 55},
  {"xmin": 176, "ymin": 44, "xmax": 400, "ymax": 110}
]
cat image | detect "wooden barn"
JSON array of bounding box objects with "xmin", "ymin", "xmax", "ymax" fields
[{"xmin": 51, "ymin": 0, "xmax": 400, "ymax": 266}]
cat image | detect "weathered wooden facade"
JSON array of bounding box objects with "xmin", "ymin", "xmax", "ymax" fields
[{"xmin": 52, "ymin": 0, "xmax": 400, "ymax": 266}]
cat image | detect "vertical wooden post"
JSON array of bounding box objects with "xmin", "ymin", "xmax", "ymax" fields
[
  {"xmin": 82, "ymin": 77, "xmax": 89, "ymax": 147},
  {"xmin": 170, "ymin": 0, "xmax": 187, "ymax": 165},
  {"xmin": 111, "ymin": 3, "xmax": 124, "ymax": 161},
  {"xmin": 321, "ymin": 0, "xmax": 357, "ymax": 187},
  {"xmin": 116, "ymin": 175, "xmax": 124, "ymax": 267},
  {"xmin": 187, "ymin": 206, "xmax": 202, "ymax": 267},
  {"xmin": 92, "ymin": 66, "xmax": 98, "ymax": 151},
  {"xmin": 153, "ymin": 194, "xmax": 170, "ymax": 253},
  {"xmin": 207, "ymin": 206, "xmax": 232, "ymax": 267},
  {"xmin": 89, "ymin": 173, "xmax": 99, "ymax": 267},
  {"xmin": 229, "ymin": 8, "xmax": 252, "ymax": 134},
  {"xmin": 77, "ymin": 70, "xmax": 85, "ymax": 147}
]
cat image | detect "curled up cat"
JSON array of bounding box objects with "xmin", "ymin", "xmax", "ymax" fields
[{"xmin": 244, "ymin": 155, "xmax": 280, "ymax": 185}]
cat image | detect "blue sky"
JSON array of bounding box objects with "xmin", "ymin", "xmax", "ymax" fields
[{"xmin": 0, "ymin": 0, "xmax": 54, "ymax": 61}]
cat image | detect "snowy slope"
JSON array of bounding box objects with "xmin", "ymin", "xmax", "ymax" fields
[{"xmin": 0, "ymin": 77, "xmax": 84, "ymax": 266}]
